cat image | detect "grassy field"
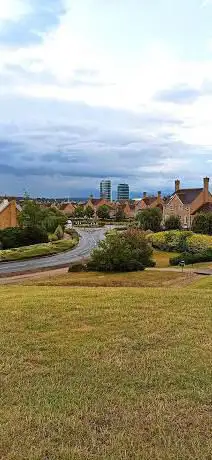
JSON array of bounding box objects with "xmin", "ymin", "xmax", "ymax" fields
[
  {"xmin": 189, "ymin": 275, "xmax": 212, "ymax": 289},
  {"xmin": 0, "ymin": 238, "xmax": 78, "ymax": 261},
  {"xmin": 24, "ymin": 269, "xmax": 195, "ymax": 288},
  {"xmin": 0, "ymin": 284, "xmax": 211, "ymax": 459},
  {"xmin": 153, "ymin": 250, "xmax": 180, "ymax": 268}
]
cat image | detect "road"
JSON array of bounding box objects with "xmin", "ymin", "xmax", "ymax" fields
[{"xmin": 0, "ymin": 228, "xmax": 106, "ymax": 276}]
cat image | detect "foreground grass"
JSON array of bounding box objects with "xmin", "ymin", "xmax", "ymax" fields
[
  {"xmin": 190, "ymin": 275, "xmax": 212, "ymax": 289},
  {"xmin": 153, "ymin": 250, "xmax": 180, "ymax": 268},
  {"xmin": 24, "ymin": 269, "xmax": 194, "ymax": 288},
  {"xmin": 0, "ymin": 238, "xmax": 78, "ymax": 262},
  {"xmin": 0, "ymin": 286, "xmax": 211, "ymax": 459}
]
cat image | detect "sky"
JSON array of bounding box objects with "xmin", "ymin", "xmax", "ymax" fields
[{"xmin": 0, "ymin": 0, "xmax": 212, "ymax": 198}]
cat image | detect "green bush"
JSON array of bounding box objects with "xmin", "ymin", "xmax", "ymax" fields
[
  {"xmin": 170, "ymin": 250, "xmax": 212, "ymax": 266},
  {"xmin": 192, "ymin": 212, "xmax": 212, "ymax": 235},
  {"xmin": 65, "ymin": 228, "xmax": 79, "ymax": 239},
  {"xmin": 0, "ymin": 226, "xmax": 48, "ymax": 249},
  {"xmin": 164, "ymin": 215, "xmax": 182, "ymax": 230},
  {"xmin": 87, "ymin": 229, "xmax": 155, "ymax": 272},
  {"xmin": 54, "ymin": 225, "xmax": 64, "ymax": 240},
  {"xmin": 148, "ymin": 230, "xmax": 196, "ymax": 252},
  {"xmin": 136, "ymin": 208, "xmax": 162, "ymax": 232},
  {"xmin": 48, "ymin": 233, "xmax": 58, "ymax": 242},
  {"xmin": 186, "ymin": 233, "xmax": 212, "ymax": 253}
]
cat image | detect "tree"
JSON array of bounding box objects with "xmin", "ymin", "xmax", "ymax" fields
[
  {"xmin": 87, "ymin": 228, "xmax": 155, "ymax": 272},
  {"xmin": 84, "ymin": 205, "xmax": 94, "ymax": 218},
  {"xmin": 165, "ymin": 215, "xmax": 182, "ymax": 230},
  {"xmin": 74, "ymin": 205, "xmax": 85, "ymax": 218},
  {"xmin": 192, "ymin": 212, "xmax": 212, "ymax": 235},
  {"xmin": 96, "ymin": 205, "xmax": 110, "ymax": 220},
  {"xmin": 136, "ymin": 208, "xmax": 162, "ymax": 232},
  {"xmin": 115, "ymin": 207, "xmax": 126, "ymax": 221},
  {"xmin": 19, "ymin": 199, "xmax": 66, "ymax": 233}
]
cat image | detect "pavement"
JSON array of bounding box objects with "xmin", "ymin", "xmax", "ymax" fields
[{"xmin": 0, "ymin": 228, "xmax": 106, "ymax": 277}]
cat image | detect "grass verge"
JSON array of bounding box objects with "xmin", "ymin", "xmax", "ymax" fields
[
  {"xmin": 0, "ymin": 285, "xmax": 211, "ymax": 459},
  {"xmin": 0, "ymin": 238, "xmax": 78, "ymax": 262}
]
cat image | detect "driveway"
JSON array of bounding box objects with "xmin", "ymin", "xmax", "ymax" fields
[{"xmin": 0, "ymin": 228, "xmax": 105, "ymax": 276}]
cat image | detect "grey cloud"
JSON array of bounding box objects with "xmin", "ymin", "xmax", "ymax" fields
[{"xmin": 155, "ymin": 81, "xmax": 212, "ymax": 105}]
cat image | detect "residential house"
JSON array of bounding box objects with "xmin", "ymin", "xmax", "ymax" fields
[
  {"xmin": 85, "ymin": 198, "xmax": 112, "ymax": 216},
  {"xmin": 163, "ymin": 177, "xmax": 212, "ymax": 228},
  {"xmin": 60, "ymin": 202, "xmax": 76, "ymax": 216},
  {"xmin": 135, "ymin": 192, "xmax": 164, "ymax": 213},
  {"xmin": 0, "ymin": 199, "xmax": 22, "ymax": 229}
]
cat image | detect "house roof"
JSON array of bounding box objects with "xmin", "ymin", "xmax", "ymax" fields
[
  {"xmin": 0, "ymin": 199, "xmax": 22, "ymax": 214},
  {"xmin": 143, "ymin": 196, "xmax": 157, "ymax": 206},
  {"xmin": 192, "ymin": 202, "xmax": 212, "ymax": 215},
  {"xmin": 174, "ymin": 188, "xmax": 203, "ymax": 204}
]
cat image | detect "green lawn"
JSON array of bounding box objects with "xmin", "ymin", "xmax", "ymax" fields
[
  {"xmin": 0, "ymin": 238, "xmax": 78, "ymax": 262},
  {"xmin": 190, "ymin": 275, "xmax": 212, "ymax": 289},
  {"xmin": 153, "ymin": 250, "xmax": 180, "ymax": 267},
  {"xmin": 0, "ymin": 285, "xmax": 211, "ymax": 459}
]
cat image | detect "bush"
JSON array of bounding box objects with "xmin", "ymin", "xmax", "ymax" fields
[
  {"xmin": 54, "ymin": 225, "xmax": 64, "ymax": 240},
  {"xmin": 170, "ymin": 250, "xmax": 212, "ymax": 266},
  {"xmin": 148, "ymin": 230, "xmax": 194, "ymax": 252},
  {"xmin": 48, "ymin": 233, "xmax": 58, "ymax": 242},
  {"xmin": 136, "ymin": 208, "xmax": 162, "ymax": 232},
  {"xmin": 186, "ymin": 233, "xmax": 212, "ymax": 253},
  {"xmin": 87, "ymin": 229, "xmax": 155, "ymax": 272},
  {"xmin": 68, "ymin": 261, "xmax": 87, "ymax": 272},
  {"xmin": 65, "ymin": 228, "xmax": 79, "ymax": 239},
  {"xmin": 0, "ymin": 226, "xmax": 48, "ymax": 249},
  {"xmin": 165, "ymin": 215, "xmax": 182, "ymax": 230},
  {"xmin": 192, "ymin": 212, "xmax": 212, "ymax": 235}
]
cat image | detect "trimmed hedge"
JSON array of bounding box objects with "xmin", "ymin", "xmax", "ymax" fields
[{"xmin": 170, "ymin": 250, "xmax": 212, "ymax": 266}]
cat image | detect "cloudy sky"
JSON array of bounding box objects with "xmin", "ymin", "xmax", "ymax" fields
[{"xmin": 0, "ymin": 0, "xmax": 212, "ymax": 198}]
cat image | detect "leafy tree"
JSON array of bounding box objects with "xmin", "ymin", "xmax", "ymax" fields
[
  {"xmin": 74, "ymin": 205, "xmax": 85, "ymax": 217},
  {"xmin": 136, "ymin": 208, "xmax": 162, "ymax": 232},
  {"xmin": 96, "ymin": 205, "xmax": 110, "ymax": 220},
  {"xmin": 85, "ymin": 205, "xmax": 94, "ymax": 218},
  {"xmin": 165, "ymin": 215, "xmax": 182, "ymax": 230},
  {"xmin": 19, "ymin": 199, "xmax": 43, "ymax": 229},
  {"xmin": 87, "ymin": 228, "xmax": 155, "ymax": 272},
  {"xmin": 115, "ymin": 207, "xmax": 126, "ymax": 221},
  {"xmin": 192, "ymin": 212, "xmax": 212, "ymax": 235}
]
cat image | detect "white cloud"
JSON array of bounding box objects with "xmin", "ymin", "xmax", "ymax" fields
[{"xmin": 0, "ymin": 0, "xmax": 31, "ymax": 23}]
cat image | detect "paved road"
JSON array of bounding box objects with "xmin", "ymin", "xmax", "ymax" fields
[{"xmin": 0, "ymin": 228, "xmax": 105, "ymax": 276}]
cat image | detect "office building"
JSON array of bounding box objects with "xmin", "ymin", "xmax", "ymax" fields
[
  {"xmin": 100, "ymin": 180, "xmax": 112, "ymax": 201},
  {"xmin": 117, "ymin": 183, "xmax": 129, "ymax": 200}
]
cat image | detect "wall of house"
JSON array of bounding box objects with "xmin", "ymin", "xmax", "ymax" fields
[
  {"xmin": 163, "ymin": 195, "xmax": 191, "ymax": 227},
  {"xmin": 0, "ymin": 201, "xmax": 19, "ymax": 229}
]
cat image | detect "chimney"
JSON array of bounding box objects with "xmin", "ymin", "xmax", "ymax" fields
[
  {"xmin": 175, "ymin": 179, "xmax": 180, "ymax": 192},
  {"xmin": 157, "ymin": 191, "xmax": 161, "ymax": 200},
  {"xmin": 143, "ymin": 192, "xmax": 147, "ymax": 198},
  {"xmin": 203, "ymin": 177, "xmax": 209, "ymax": 203}
]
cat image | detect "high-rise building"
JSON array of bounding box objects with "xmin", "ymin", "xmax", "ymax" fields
[
  {"xmin": 117, "ymin": 183, "xmax": 129, "ymax": 200},
  {"xmin": 100, "ymin": 180, "xmax": 112, "ymax": 201}
]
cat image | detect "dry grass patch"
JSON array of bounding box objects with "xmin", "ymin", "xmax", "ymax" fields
[
  {"xmin": 0, "ymin": 285, "xmax": 211, "ymax": 459},
  {"xmin": 22, "ymin": 270, "xmax": 195, "ymax": 288}
]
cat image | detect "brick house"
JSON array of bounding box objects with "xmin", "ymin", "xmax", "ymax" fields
[
  {"xmin": 85, "ymin": 198, "xmax": 112, "ymax": 216},
  {"xmin": 135, "ymin": 192, "xmax": 164, "ymax": 214},
  {"xmin": 163, "ymin": 177, "xmax": 212, "ymax": 228},
  {"xmin": 0, "ymin": 199, "xmax": 22, "ymax": 229},
  {"xmin": 60, "ymin": 202, "xmax": 76, "ymax": 216}
]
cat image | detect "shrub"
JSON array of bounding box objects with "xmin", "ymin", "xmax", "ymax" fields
[
  {"xmin": 65, "ymin": 228, "xmax": 79, "ymax": 239},
  {"xmin": 48, "ymin": 233, "xmax": 58, "ymax": 242},
  {"xmin": 87, "ymin": 229, "xmax": 155, "ymax": 272},
  {"xmin": 136, "ymin": 208, "xmax": 162, "ymax": 232},
  {"xmin": 0, "ymin": 226, "xmax": 48, "ymax": 249},
  {"xmin": 170, "ymin": 250, "xmax": 212, "ymax": 266},
  {"xmin": 54, "ymin": 225, "xmax": 64, "ymax": 240},
  {"xmin": 68, "ymin": 261, "xmax": 88, "ymax": 272},
  {"xmin": 192, "ymin": 212, "xmax": 212, "ymax": 235},
  {"xmin": 186, "ymin": 233, "xmax": 212, "ymax": 253},
  {"xmin": 148, "ymin": 230, "xmax": 194, "ymax": 252},
  {"xmin": 165, "ymin": 215, "xmax": 182, "ymax": 230}
]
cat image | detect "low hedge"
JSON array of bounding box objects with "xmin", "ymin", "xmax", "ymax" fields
[
  {"xmin": 0, "ymin": 238, "xmax": 78, "ymax": 262},
  {"xmin": 169, "ymin": 250, "xmax": 212, "ymax": 266}
]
